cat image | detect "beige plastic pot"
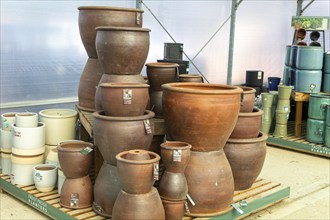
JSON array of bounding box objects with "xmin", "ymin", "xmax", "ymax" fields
[
  {"xmin": 1, "ymin": 152, "xmax": 12, "ymax": 175},
  {"xmin": 1, "ymin": 112, "xmax": 17, "ymax": 131},
  {"xmin": 12, "ymin": 146, "xmax": 45, "ymax": 156},
  {"xmin": 1, "ymin": 129, "xmax": 12, "ymax": 151},
  {"xmin": 12, "ymin": 122, "xmax": 46, "ymax": 149}
]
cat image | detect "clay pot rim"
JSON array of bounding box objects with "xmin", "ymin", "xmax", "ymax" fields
[
  {"xmin": 278, "ymin": 85, "xmax": 293, "ymax": 89},
  {"xmin": 179, "ymin": 74, "xmax": 202, "ymax": 78},
  {"xmin": 39, "ymin": 109, "xmax": 77, "ymax": 119},
  {"xmin": 161, "ymin": 198, "xmax": 187, "ymax": 204},
  {"xmin": 119, "ymin": 187, "xmax": 158, "ymax": 197},
  {"xmin": 78, "ymin": 6, "xmax": 144, "ymax": 13},
  {"xmin": 239, "ymin": 86, "xmax": 256, "ymax": 94},
  {"xmin": 162, "ymin": 83, "xmax": 243, "ymax": 95},
  {"xmin": 145, "ymin": 62, "xmax": 179, "ymax": 68},
  {"xmin": 1, "ymin": 112, "xmax": 18, "ymax": 117},
  {"xmin": 33, "ymin": 163, "xmax": 58, "ymax": 171},
  {"xmin": 99, "ymin": 82, "xmax": 149, "ymax": 88},
  {"xmin": 76, "ymin": 104, "xmax": 95, "ymax": 113},
  {"xmin": 93, "ymin": 110, "xmax": 155, "ymax": 121},
  {"xmin": 57, "ymin": 141, "xmax": 94, "ymax": 152},
  {"xmin": 11, "ymin": 153, "xmax": 44, "ymax": 158},
  {"xmin": 227, "ymin": 132, "xmax": 268, "ymax": 143},
  {"xmin": 96, "ymin": 26, "xmax": 151, "ymax": 32},
  {"xmin": 116, "ymin": 150, "xmax": 160, "ymax": 164},
  {"xmin": 160, "ymin": 141, "xmax": 192, "ymax": 150},
  {"xmin": 238, "ymin": 107, "xmax": 263, "ymax": 117}
]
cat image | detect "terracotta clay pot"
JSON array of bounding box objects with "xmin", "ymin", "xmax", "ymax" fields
[
  {"xmin": 160, "ymin": 141, "xmax": 191, "ymax": 173},
  {"xmin": 149, "ymin": 91, "xmax": 163, "ymax": 118},
  {"xmin": 149, "ymin": 135, "xmax": 165, "ymax": 155},
  {"xmin": 93, "ymin": 162, "xmax": 121, "ymax": 218},
  {"xmin": 162, "ymin": 83, "xmax": 242, "ymax": 151},
  {"xmin": 78, "ymin": 6, "xmax": 144, "ymax": 58},
  {"xmin": 296, "ymin": 28, "xmax": 306, "ymax": 40},
  {"xmin": 78, "ymin": 58, "xmax": 103, "ymax": 111},
  {"xmin": 224, "ymin": 132, "xmax": 267, "ymax": 190},
  {"xmin": 116, "ymin": 150, "xmax": 160, "ymax": 194},
  {"xmin": 57, "ymin": 141, "xmax": 94, "ymax": 178},
  {"xmin": 230, "ymin": 107, "xmax": 263, "ymax": 139},
  {"xmin": 239, "ymin": 86, "xmax": 256, "ymax": 112},
  {"xmin": 112, "ymin": 187, "xmax": 165, "ymax": 220},
  {"xmin": 184, "ymin": 149, "xmax": 234, "ymax": 217},
  {"xmin": 158, "ymin": 171, "xmax": 188, "ymax": 200},
  {"xmin": 179, "ymin": 74, "xmax": 203, "ymax": 83},
  {"xmin": 60, "ymin": 175, "xmax": 93, "ymax": 209},
  {"xmin": 92, "ymin": 110, "xmax": 154, "ymax": 165},
  {"xmin": 99, "ymin": 83, "xmax": 149, "ymax": 116},
  {"xmin": 162, "ymin": 199, "xmax": 186, "ymax": 220},
  {"xmin": 95, "ymin": 27, "xmax": 150, "ymax": 75},
  {"xmin": 146, "ymin": 62, "xmax": 179, "ymax": 91},
  {"xmin": 95, "ymin": 74, "xmax": 145, "ymax": 111}
]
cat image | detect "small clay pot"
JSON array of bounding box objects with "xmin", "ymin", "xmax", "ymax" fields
[
  {"xmin": 310, "ymin": 31, "xmax": 320, "ymax": 41},
  {"xmin": 160, "ymin": 141, "xmax": 191, "ymax": 173},
  {"xmin": 162, "ymin": 199, "xmax": 186, "ymax": 220},
  {"xmin": 179, "ymin": 74, "xmax": 203, "ymax": 83},
  {"xmin": 99, "ymin": 83, "xmax": 149, "ymax": 116},
  {"xmin": 239, "ymin": 86, "xmax": 256, "ymax": 112},
  {"xmin": 116, "ymin": 150, "xmax": 160, "ymax": 194},
  {"xmin": 158, "ymin": 171, "xmax": 188, "ymax": 200},
  {"xmin": 296, "ymin": 28, "xmax": 306, "ymax": 40},
  {"xmin": 146, "ymin": 62, "xmax": 179, "ymax": 91}
]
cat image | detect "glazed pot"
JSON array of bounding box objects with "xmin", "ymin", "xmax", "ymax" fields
[
  {"xmin": 289, "ymin": 45, "xmax": 298, "ymax": 68},
  {"xmin": 308, "ymin": 94, "xmax": 330, "ymax": 120},
  {"xmin": 149, "ymin": 91, "xmax": 164, "ymax": 118},
  {"xmin": 15, "ymin": 112, "xmax": 38, "ymax": 128},
  {"xmin": 278, "ymin": 85, "xmax": 292, "ymax": 100},
  {"xmin": 1, "ymin": 152, "xmax": 12, "ymax": 175},
  {"xmin": 184, "ymin": 149, "xmax": 234, "ymax": 217},
  {"xmin": 162, "ymin": 83, "xmax": 242, "ymax": 151},
  {"xmin": 324, "ymin": 52, "xmax": 330, "ymax": 73},
  {"xmin": 224, "ymin": 132, "xmax": 267, "ymax": 190},
  {"xmin": 310, "ymin": 31, "xmax": 320, "ymax": 41},
  {"xmin": 273, "ymin": 124, "xmax": 288, "ymax": 138},
  {"xmin": 1, "ymin": 112, "xmax": 17, "ymax": 131},
  {"xmin": 33, "ymin": 164, "xmax": 58, "ymax": 193},
  {"xmin": 296, "ymin": 46, "xmax": 324, "ymax": 70},
  {"xmin": 39, "ymin": 109, "xmax": 77, "ymax": 145},
  {"xmin": 306, "ymin": 118, "xmax": 325, "ymax": 144},
  {"xmin": 282, "ymin": 65, "xmax": 291, "ymax": 86},
  {"xmin": 162, "ymin": 199, "xmax": 186, "ymax": 220},
  {"xmin": 275, "ymin": 110, "xmax": 290, "ymax": 124},
  {"xmin": 78, "ymin": 6, "xmax": 144, "ymax": 58},
  {"xmin": 1, "ymin": 129, "xmax": 12, "ymax": 151},
  {"xmin": 78, "ymin": 58, "xmax": 103, "ymax": 111},
  {"xmin": 261, "ymin": 93, "xmax": 274, "ymax": 109},
  {"xmin": 12, "ymin": 122, "xmax": 46, "ymax": 149},
  {"xmin": 116, "ymin": 150, "xmax": 160, "ymax": 194},
  {"xmin": 95, "ymin": 26, "xmax": 150, "ymax": 75},
  {"xmin": 239, "ymin": 86, "xmax": 256, "ymax": 112},
  {"xmin": 160, "ymin": 141, "xmax": 191, "ymax": 173},
  {"xmin": 45, "ymin": 148, "xmax": 59, "ymax": 167},
  {"xmin": 245, "ymin": 70, "xmax": 264, "ymax": 87},
  {"xmin": 158, "ymin": 171, "xmax": 188, "ymax": 200},
  {"xmin": 57, "ymin": 141, "xmax": 94, "ymax": 178},
  {"xmin": 322, "ymin": 74, "xmax": 330, "ymax": 93},
  {"xmin": 58, "ymin": 168, "xmax": 66, "ymax": 195},
  {"xmin": 12, "ymin": 146, "xmax": 45, "ymax": 157},
  {"xmin": 146, "ymin": 62, "xmax": 179, "ymax": 91},
  {"xmin": 44, "ymin": 145, "xmax": 56, "ymax": 162},
  {"xmin": 325, "ymin": 126, "xmax": 330, "ymax": 148},
  {"xmin": 179, "ymin": 74, "xmax": 203, "ymax": 83},
  {"xmin": 276, "ymin": 99, "xmax": 291, "ymax": 112},
  {"xmin": 230, "ymin": 107, "xmax": 263, "ymax": 139},
  {"xmin": 326, "ymin": 105, "xmax": 330, "ymax": 126},
  {"xmin": 112, "ymin": 187, "xmax": 165, "ymax": 220},
  {"xmin": 95, "ymin": 73, "xmax": 145, "ymax": 111},
  {"xmin": 60, "ymin": 175, "xmax": 93, "ymax": 209},
  {"xmin": 92, "ymin": 110, "xmax": 154, "ymax": 165},
  {"xmin": 284, "ymin": 45, "xmax": 291, "ymax": 66},
  {"xmin": 93, "ymin": 162, "xmax": 121, "ymax": 218},
  {"xmin": 99, "ymin": 83, "xmax": 149, "ymax": 116},
  {"xmin": 295, "ymin": 69, "xmax": 322, "ymax": 93}
]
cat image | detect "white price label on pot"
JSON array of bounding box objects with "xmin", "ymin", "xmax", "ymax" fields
[
  {"xmin": 257, "ymin": 71, "xmax": 262, "ymax": 79},
  {"xmin": 173, "ymin": 149, "xmax": 182, "ymax": 162},
  {"xmin": 153, "ymin": 163, "xmax": 159, "ymax": 180}
]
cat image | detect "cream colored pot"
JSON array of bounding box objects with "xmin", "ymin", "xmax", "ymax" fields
[
  {"xmin": 33, "ymin": 164, "xmax": 58, "ymax": 193},
  {"xmin": 12, "ymin": 122, "xmax": 46, "ymax": 149},
  {"xmin": 1, "ymin": 112, "xmax": 17, "ymax": 131},
  {"xmin": 1, "ymin": 152, "xmax": 12, "ymax": 175},
  {"xmin": 15, "ymin": 112, "xmax": 38, "ymax": 128},
  {"xmin": 1, "ymin": 129, "xmax": 12, "ymax": 151}
]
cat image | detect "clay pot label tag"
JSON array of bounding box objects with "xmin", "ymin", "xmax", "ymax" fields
[
  {"xmin": 257, "ymin": 71, "xmax": 262, "ymax": 79},
  {"xmin": 123, "ymin": 89, "xmax": 133, "ymax": 105},
  {"xmin": 173, "ymin": 149, "xmax": 182, "ymax": 162},
  {"xmin": 144, "ymin": 120, "xmax": 152, "ymax": 135},
  {"xmin": 186, "ymin": 194, "xmax": 195, "ymax": 206},
  {"xmin": 70, "ymin": 193, "xmax": 79, "ymax": 207},
  {"xmin": 184, "ymin": 201, "xmax": 190, "ymax": 214},
  {"xmin": 80, "ymin": 146, "xmax": 94, "ymax": 155},
  {"xmin": 153, "ymin": 163, "xmax": 159, "ymax": 180}
]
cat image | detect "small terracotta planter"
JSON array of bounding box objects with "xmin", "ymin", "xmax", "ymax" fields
[
  {"xmin": 146, "ymin": 62, "xmax": 179, "ymax": 91},
  {"xmin": 179, "ymin": 74, "xmax": 203, "ymax": 83},
  {"xmin": 160, "ymin": 141, "xmax": 191, "ymax": 173},
  {"xmin": 239, "ymin": 86, "xmax": 256, "ymax": 112},
  {"xmin": 162, "ymin": 199, "xmax": 186, "ymax": 220}
]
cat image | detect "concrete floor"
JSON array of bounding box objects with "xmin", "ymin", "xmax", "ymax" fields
[{"xmin": 0, "ymin": 146, "xmax": 329, "ymax": 219}]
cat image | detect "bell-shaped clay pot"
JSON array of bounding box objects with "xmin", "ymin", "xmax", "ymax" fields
[
  {"xmin": 179, "ymin": 74, "xmax": 204, "ymax": 83},
  {"xmin": 92, "ymin": 110, "xmax": 154, "ymax": 165},
  {"xmin": 162, "ymin": 199, "xmax": 186, "ymax": 220},
  {"xmin": 239, "ymin": 86, "xmax": 256, "ymax": 112},
  {"xmin": 224, "ymin": 132, "xmax": 267, "ymax": 190},
  {"xmin": 57, "ymin": 141, "xmax": 94, "ymax": 178},
  {"xmin": 99, "ymin": 83, "xmax": 149, "ymax": 116},
  {"xmin": 158, "ymin": 171, "xmax": 188, "ymax": 200},
  {"xmin": 160, "ymin": 141, "xmax": 191, "ymax": 173},
  {"xmin": 146, "ymin": 62, "xmax": 179, "ymax": 91},
  {"xmin": 162, "ymin": 83, "xmax": 242, "ymax": 151},
  {"xmin": 95, "ymin": 27, "xmax": 150, "ymax": 75},
  {"xmin": 116, "ymin": 150, "xmax": 160, "ymax": 194}
]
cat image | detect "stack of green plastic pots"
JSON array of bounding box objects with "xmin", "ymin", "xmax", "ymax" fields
[
  {"xmin": 260, "ymin": 93, "xmax": 274, "ymax": 134},
  {"xmin": 322, "ymin": 51, "xmax": 330, "ymax": 93},
  {"xmin": 273, "ymin": 85, "xmax": 292, "ymax": 137}
]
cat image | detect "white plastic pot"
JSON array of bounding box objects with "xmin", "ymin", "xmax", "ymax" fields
[
  {"xmin": 1, "ymin": 152, "xmax": 11, "ymax": 175},
  {"xmin": 39, "ymin": 109, "xmax": 77, "ymax": 145},
  {"xmin": 57, "ymin": 168, "xmax": 66, "ymax": 194},
  {"xmin": 12, "ymin": 146, "xmax": 45, "ymax": 156},
  {"xmin": 1, "ymin": 129, "xmax": 12, "ymax": 151},
  {"xmin": 12, "ymin": 122, "xmax": 45, "ymax": 149},
  {"xmin": 33, "ymin": 164, "xmax": 58, "ymax": 193},
  {"xmin": 15, "ymin": 112, "xmax": 38, "ymax": 128},
  {"xmin": 1, "ymin": 112, "xmax": 17, "ymax": 131}
]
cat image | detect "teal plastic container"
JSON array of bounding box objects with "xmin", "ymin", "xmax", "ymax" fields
[
  {"xmin": 325, "ymin": 126, "xmax": 330, "ymax": 148},
  {"xmin": 296, "ymin": 46, "xmax": 324, "ymax": 70},
  {"xmin": 308, "ymin": 93, "xmax": 330, "ymax": 120},
  {"xmin": 306, "ymin": 118, "xmax": 325, "ymax": 144},
  {"xmin": 283, "ymin": 65, "xmax": 291, "ymax": 85},
  {"xmin": 289, "ymin": 45, "xmax": 298, "ymax": 68},
  {"xmin": 295, "ymin": 69, "xmax": 322, "ymax": 93},
  {"xmin": 285, "ymin": 45, "xmax": 291, "ymax": 66},
  {"xmin": 322, "ymin": 73, "xmax": 330, "ymax": 93},
  {"xmin": 326, "ymin": 105, "xmax": 330, "ymax": 127},
  {"xmin": 323, "ymin": 52, "xmax": 330, "ymax": 73}
]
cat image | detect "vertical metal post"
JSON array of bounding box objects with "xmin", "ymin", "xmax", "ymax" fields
[
  {"xmin": 136, "ymin": 0, "xmax": 142, "ymax": 9},
  {"xmin": 296, "ymin": 0, "xmax": 303, "ymax": 16},
  {"xmin": 227, "ymin": 0, "xmax": 238, "ymax": 85}
]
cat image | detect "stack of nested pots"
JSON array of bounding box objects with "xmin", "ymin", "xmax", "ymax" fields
[
  {"xmin": 77, "ymin": 6, "xmax": 145, "ymax": 112},
  {"xmin": 322, "ymin": 51, "xmax": 330, "ymax": 93},
  {"xmin": 306, "ymin": 94, "xmax": 330, "ymax": 144},
  {"xmin": 325, "ymin": 105, "xmax": 330, "ymax": 148},
  {"xmin": 162, "ymin": 83, "xmax": 242, "ymax": 217},
  {"xmin": 260, "ymin": 92, "xmax": 274, "ymax": 134},
  {"xmin": 273, "ymin": 85, "xmax": 292, "ymax": 138},
  {"xmin": 58, "ymin": 141, "xmax": 94, "ymax": 209},
  {"xmin": 224, "ymin": 87, "xmax": 267, "ymax": 191},
  {"xmin": 10, "ymin": 112, "xmax": 45, "ymax": 185},
  {"xmin": 112, "ymin": 150, "xmax": 165, "ymax": 220}
]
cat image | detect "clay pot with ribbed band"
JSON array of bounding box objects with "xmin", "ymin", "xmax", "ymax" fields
[
  {"xmin": 162, "ymin": 83, "xmax": 242, "ymax": 151},
  {"xmin": 78, "ymin": 6, "xmax": 143, "ymax": 58},
  {"xmin": 239, "ymin": 86, "xmax": 256, "ymax": 112},
  {"xmin": 146, "ymin": 62, "xmax": 179, "ymax": 91},
  {"xmin": 92, "ymin": 110, "xmax": 154, "ymax": 165},
  {"xmin": 99, "ymin": 83, "xmax": 149, "ymax": 116},
  {"xmin": 95, "ymin": 27, "xmax": 150, "ymax": 75},
  {"xmin": 116, "ymin": 150, "xmax": 160, "ymax": 194},
  {"xmin": 224, "ymin": 132, "xmax": 267, "ymax": 190},
  {"xmin": 184, "ymin": 149, "xmax": 234, "ymax": 217},
  {"xmin": 57, "ymin": 141, "xmax": 94, "ymax": 178},
  {"xmin": 162, "ymin": 199, "xmax": 186, "ymax": 220},
  {"xmin": 179, "ymin": 74, "xmax": 203, "ymax": 83}
]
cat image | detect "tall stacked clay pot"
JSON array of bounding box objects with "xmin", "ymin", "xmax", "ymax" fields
[
  {"xmin": 112, "ymin": 150, "xmax": 165, "ymax": 220},
  {"xmin": 162, "ymin": 82, "xmax": 242, "ymax": 217},
  {"xmin": 77, "ymin": 6, "xmax": 144, "ymax": 111}
]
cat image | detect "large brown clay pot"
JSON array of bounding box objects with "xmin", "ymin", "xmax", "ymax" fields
[
  {"xmin": 160, "ymin": 141, "xmax": 191, "ymax": 173},
  {"xmin": 57, "ymin": 141, "xmax": 94, "ymax": 178},
  {"xmin": 99, "ymin": 83, "xmax": 149, "ymax": 116},
  {"xmin": 162, "ymin": 83, "xmax": 242, "ymax": 151},
  {"xmin": 112, "ymin": 188, "xmax": 165, "ymax": 220},
  {"xmin": 95, "ymin": 27, "xmax": 150, "ymax": 75},
  {"xmin": 149, "ymin": 91, "xmax": 163, "ymax": 118},
  {"xmin": 146, "ymin": 62, "xmax": 179, "ymax": 91},
  {"xmin": 60, "ymin": 175, "xmax": 93, "ymax": 209},
  {"xmin": 78, "ymin": 6, "xmax": 144, "ymax": 58},
  {"xmin": 95, "ymin": 74, "xmax": 145, "ymax": 111},
  {"xmin": 162, "ymin": 199, "xmax": 186, "ymax": 220},
  {"xmin": 179, "ymin": 74, "xmax": 204, "ymax": 83},
  {"xmin": 224, "ymin": 132, "xmax": 267, "ymax": 190},
  {"xmin": 92, "ymin": 110, "xmax": 154, "ymax": 165},
  {"xmin": 159, "ymin": 172, "xmax": 188, "ymax": 200},
  {"xmin": 184, "ymin": 150, "xmax": 234, "ymax": 217},
  {"xmin": 116, "ymin": 150, "xmax": 160, "ymax": 194},
  {"xmin": 230, "ymin": 107, "xmax": 263, "ymax": 139},
  {"xmin": 239, "ymin": 86, "xmax": 256, "ymax": 112},
  {"xmin": 78, "ymin": 58, "xmax": 103, "ymax": 111},
  {"xmin": 93, "ymin": 163, "xmax": 121, "ymax": 218}
]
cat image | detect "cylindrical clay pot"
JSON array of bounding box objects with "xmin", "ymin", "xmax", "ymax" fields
[
  {"xmin": 145, "ymin": 62, "xmax": 179, "ymax": 91},
  {"xmin": 239, "ymin": 86, "xmax": 256, "ymax": 112}
]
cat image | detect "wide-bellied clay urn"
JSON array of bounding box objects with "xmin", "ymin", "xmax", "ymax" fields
[
  {"xmin": 78, "ymin": 6, "xmax": 144, "ymax": 58},
  {"xmin": 162, "ymin": 83, "xmax": 242, "ymax": 151},
  {"xmin": 95, "ymin": 27, "xmax": 150, "ymax": 75},
  {"xmin": 224, "ymin": 132, "xmax": 267, "ymax": 190},
  {"xmin": 239, "ymin": 86, "xmax": 256, "ymax": 112},
  {"xmin": 145, "ymin": 62, "xmax": 179, "ymax": 91},
  {"xmin": 92, "ymin": 110, "xmax": 154, "ymax": 165}
]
